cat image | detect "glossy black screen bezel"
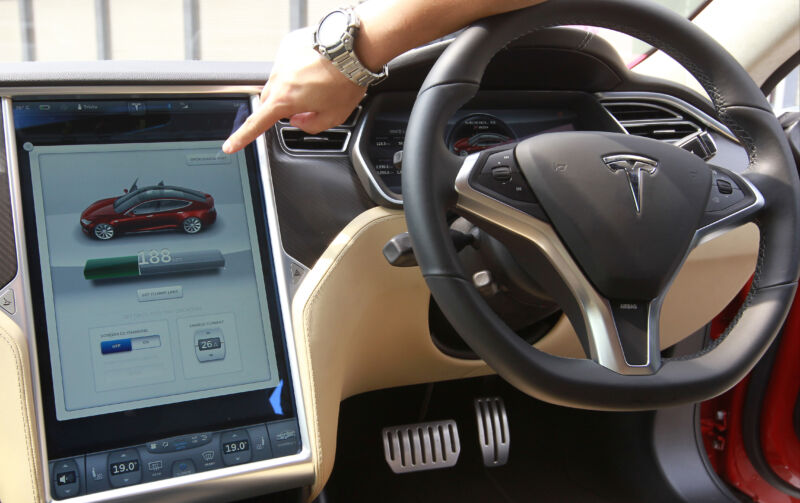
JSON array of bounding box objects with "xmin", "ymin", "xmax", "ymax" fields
[{"xmin": 14, "ymin": 96, "xmax": 298, "ymax": 460}]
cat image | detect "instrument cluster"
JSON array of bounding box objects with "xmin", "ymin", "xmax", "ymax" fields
[{"xmin": 354, "ymin": 91, "xmax": 603, "ymax": 202}]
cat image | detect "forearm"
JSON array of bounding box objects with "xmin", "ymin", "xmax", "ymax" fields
[
  {"xmin": 223, "ymin": 0, "xmax": 547, "ymax": 153},
  {"xmin": 355, "ymin": 0, "xmax": 545, "ymax": 71}
]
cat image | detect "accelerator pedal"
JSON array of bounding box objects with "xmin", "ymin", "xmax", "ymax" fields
[
  {"xmin": 382, "ymin": 420, "xmax": 460, "ymax": 474},
  {"xmin": 474, "ymin": 397, "xmax": 510, "ymax": 467}
]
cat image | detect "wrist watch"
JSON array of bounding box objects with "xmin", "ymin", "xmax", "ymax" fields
[{"xmin": 313, "ymin": 7, "xmax": 388, "ymax": 87}]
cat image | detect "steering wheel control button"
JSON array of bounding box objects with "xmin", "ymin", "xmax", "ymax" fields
[
  {"xmin": 474, "ymin": 397, "xmax": 510, "ymax": 467},
  {"xmin": 107, "ymin": 449, "xmax": 142, "ymax": 488},
  {"xmin": 171, "ymin": 459, "xmax": 196, "ymax": 477},
  {"xmin": 491, "ymin": 166, "xmax": 512, "ymax": 183},
  {"xmin": 486, "ymin": 151, "xmax": 514, "ymax": 168},
  {"xmin": 221, "ymin": 430, "xmax": 252, "ymax": 466},
  {"xmin": 474, "ymin": 150, "xmax": 538, "ymax": 204},
  {"xmin": 706, "ymin": 171, "xmax": 745, "ymax": 212},
  {"xmin": 382, "ymin": 420, "xmax": 461, "ymax": 473},
  {"xmin": 247, "ymin": 424, "xmax": 274, "ymax": 461},
  {"xmin": 716, "ymin": 179, "xmax": 733, "ymax": 194},
  {"xmin": 267, "ymin": 419, "xmax": 301, "ymax": 457},
  {"xmin": 85, "ymin": 453, "xmax": 111, "ymax": 494},
  {"xmin": 51, "ymin": 458, "xmax": 83, "ymax": 499}
]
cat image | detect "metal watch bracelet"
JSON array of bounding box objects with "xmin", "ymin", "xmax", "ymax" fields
[{"xmin": 313, "ymin": 7, "xmax": 388, "ymax": 87}]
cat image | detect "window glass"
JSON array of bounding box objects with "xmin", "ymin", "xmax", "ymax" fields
[
  {"xmin": 132, "ymin": 200, "xmax": 160, "ymax": 215},
  {"xmin": 160, "ymin": 199, "xmax": 192, "ymax": 212},
  {"xmin": 768, "ymin": 65, "xmax": 800, "ymax": 116},
  {"xmin": 0, "ymin": 0, "xmax": 704, "ymax": 64}
]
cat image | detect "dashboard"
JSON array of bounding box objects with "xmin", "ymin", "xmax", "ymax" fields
[
  {"xmin": 0, "ymin": 27, "xmax": 759, "ymax": 503},
  {"xmin": 352, "ymin": 91, "xmax": 621, "ymax": 199}
]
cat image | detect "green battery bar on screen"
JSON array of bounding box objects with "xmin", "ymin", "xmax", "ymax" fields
[{"xmin": 84, "ymin": 250, "xmax": 225, "ymax": 280}]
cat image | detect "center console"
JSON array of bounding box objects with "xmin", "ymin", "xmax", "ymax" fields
[{"xmin": 3, "ymin": 92, "xmax": 313, "ymax": 501}]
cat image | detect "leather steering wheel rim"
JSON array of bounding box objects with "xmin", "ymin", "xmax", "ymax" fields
[{"xmin": 402, "ymin": 0, "xmax": 800, "ymax": 410}]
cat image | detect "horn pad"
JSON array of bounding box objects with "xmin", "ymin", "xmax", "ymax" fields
[{"xmin": 516, "ymin": 132, "xmax": 712, "ymax": 301}]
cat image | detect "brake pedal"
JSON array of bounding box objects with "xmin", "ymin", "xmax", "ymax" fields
[
  {"xmin": 475, "ymin": 397, "xmax": 510, "ymax": 467},
  {"xmin": 382, "ymin": 420, "xmax": 461, "ymax": 474}
]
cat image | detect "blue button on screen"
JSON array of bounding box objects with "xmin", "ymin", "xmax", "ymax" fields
[{"xmin": 101, "ymin": 338, "xmax": 132, "ymax": 354}]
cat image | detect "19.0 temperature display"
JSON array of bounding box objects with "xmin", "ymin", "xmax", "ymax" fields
[
  {"xmin": 222, "ymin": 439, "xmax": 249, "ymax": 454},
  {"xmin": 109, "ymin": 459, "xmax": 140, "ymax": 475}
]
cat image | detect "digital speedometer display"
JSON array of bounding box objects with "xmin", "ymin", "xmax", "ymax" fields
[
  {"xmin": 365, "ymin": 98, "xmax": 581, "ymax": 197},
  {"xmin": 368, "ymin": 114, "xmax": 406, "ymax": 194},
  {"xmin": 447, "ymin": 114, "xmax": 516, "ymax": 156}
]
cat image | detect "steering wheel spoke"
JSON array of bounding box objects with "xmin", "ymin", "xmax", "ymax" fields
[
  {"xmin": 695, "ymin": 167, "xmax": 764, "ymax": 245},
  {"xmin": 454, "ymin": 149, "xmax": 549, "ymax": 224},
  {"xmin": 455, "ymin": 150, "xmax": 663, "ymax": 375}
]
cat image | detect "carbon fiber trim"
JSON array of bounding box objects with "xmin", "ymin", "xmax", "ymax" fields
[
  {"xmin": 0, "ymin": 109, "xmax": 18, "ymax": 289},
  {"xmin": 266, "ymin": 128, "xmax": 375, "ymax": 267}
]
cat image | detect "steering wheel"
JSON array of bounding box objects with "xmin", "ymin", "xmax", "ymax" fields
[{"xmin": 402, "ymin": 0, "xmax": 800, "ymax": 410}]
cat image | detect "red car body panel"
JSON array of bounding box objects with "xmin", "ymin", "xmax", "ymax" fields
[
  {"xmin": 80, "ymin": 188, "xmax": 215, "ymax": 238},
  {"xmin": 701, "ymin": 280, "xmax": 800, "ymax": 502},
  {"xmin": 760, "ymin": 292, "xmax": 800, "ymax": 489},
  {"xmin": 80, "ymin": 197, "xmax": 118, "ymax": 219}
]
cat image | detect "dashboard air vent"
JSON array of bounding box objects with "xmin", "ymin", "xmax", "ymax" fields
[
  {"xmin": 601, "ymin": 100, "xmax": 704, "ymax": 143},
  {"xmin": 623, "ymin": 122, "xmax": 701, "ymax": 141},
  {"xmin": 280, "ymin": 128, "xmax": 350, "ymax": 153}
]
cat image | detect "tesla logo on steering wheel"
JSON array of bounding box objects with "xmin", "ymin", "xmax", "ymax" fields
[{"xmin": 602, "ymin": 154, "xmax": 658, "ymax": 214}]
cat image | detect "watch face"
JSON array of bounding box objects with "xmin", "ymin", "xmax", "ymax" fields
[{"xmin": 318, "ymin": 10, "xmax": 349, "ymax": 47}]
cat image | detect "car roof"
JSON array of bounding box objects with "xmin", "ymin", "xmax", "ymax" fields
[{"xmin": 113, "ymin": 185, "xmax": 207, "ymax": 213}]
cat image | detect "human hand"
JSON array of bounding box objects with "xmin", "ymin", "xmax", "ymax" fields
[{"xmin": 222, "ymin": 28, "xmax": 366, "ymax": 154}]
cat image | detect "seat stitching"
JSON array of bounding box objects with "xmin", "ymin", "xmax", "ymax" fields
[{"xmin": 303, "ymin": 212, "xmax": 402, "ymax": 489}]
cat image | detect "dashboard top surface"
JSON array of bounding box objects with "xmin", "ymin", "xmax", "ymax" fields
[{"xmin": 0, "ymin": 61, "xmax": 272, "ymax": 86}]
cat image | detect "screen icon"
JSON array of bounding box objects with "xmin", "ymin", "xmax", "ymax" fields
[
  {"xmin": 128, "ymin": 102, "xmax": 146, "ymax": 115},
  {"xmin": 56, "ymin": 471, "xmax": 76, "ymax": 485}
]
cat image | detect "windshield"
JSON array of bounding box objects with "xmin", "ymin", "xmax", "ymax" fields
[{"xmin": 0, "ymin": 0, "xmax": 707, "ymax": 63}]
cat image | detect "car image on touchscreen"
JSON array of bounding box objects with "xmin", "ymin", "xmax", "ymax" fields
[{"xmin": 80, "ymin": 179, "xmax": 216, "ymax": 240}]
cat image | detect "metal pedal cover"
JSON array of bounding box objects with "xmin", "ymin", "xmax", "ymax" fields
[
  {"xmin": 475, "ymin": 397, "xmax": 510, "ymax": 467},
  {"xmin": 382, "ymin": 420, "xmax": 460, "ymax": 474}
]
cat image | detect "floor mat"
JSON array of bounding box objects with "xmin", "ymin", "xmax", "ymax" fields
[{"xmin": 323, "ymin": 376, "xmax": 682, "ymax": 503}]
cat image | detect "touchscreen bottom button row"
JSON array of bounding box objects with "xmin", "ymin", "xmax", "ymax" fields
[
  {"xmin": 51, "ymin": 458, "xmax": 83, "ymax": 499},
  {"xmin": 172, "ymin": 459, "xmax": 196, "ymax": 477},
  {"xmin": 107, "ymin": 449, "xmax": 142, "ymax": 488},
  {"xmin": 221, "ymin": 430, "xmax": 252, "ymax": 466},
  {"xmin": 86, "ymin": 453, "xmax": 110, "ymax": 493}
]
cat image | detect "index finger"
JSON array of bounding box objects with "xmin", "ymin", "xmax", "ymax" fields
[{"xmin": 222, "ymin": 98, "xmax": 288, "ymax": 154}]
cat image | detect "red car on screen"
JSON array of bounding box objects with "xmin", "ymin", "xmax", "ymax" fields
[{"xmin": 80, "ymin": 181, "xmax": 216, "ymax": 240}]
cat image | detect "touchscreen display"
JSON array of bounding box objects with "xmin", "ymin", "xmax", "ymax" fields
[
  {"xmin": 26, "ymin": 140, "xmax": 278, "ymax": 420},
  {"xmin": 14, "ymin": 98, "xmax": 296, "ymax": 458}
]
